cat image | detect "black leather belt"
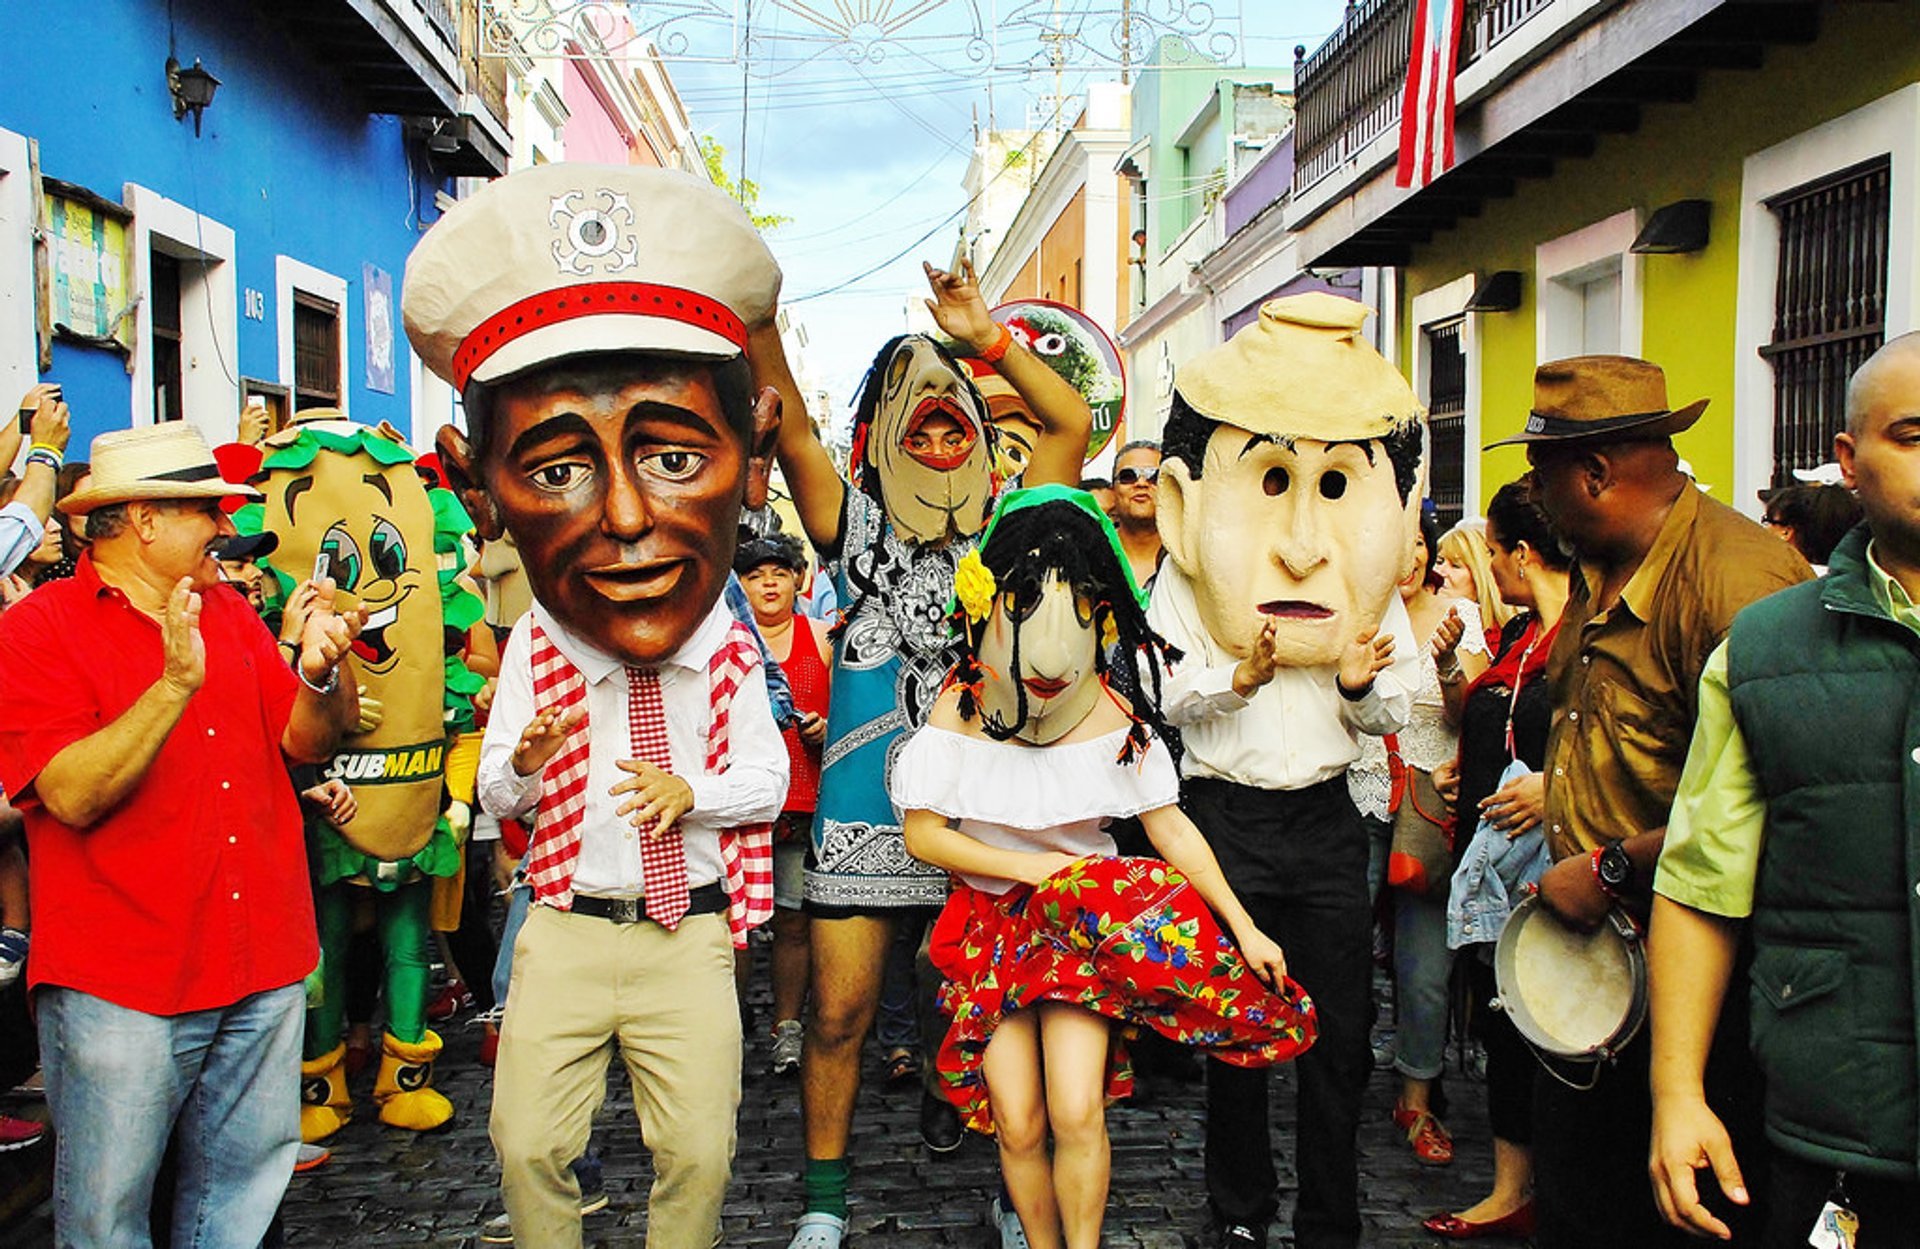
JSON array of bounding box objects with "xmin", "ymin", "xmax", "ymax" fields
[{"xmin": 570, "ymin": 883, "xmax": 728, "ymax": 925}]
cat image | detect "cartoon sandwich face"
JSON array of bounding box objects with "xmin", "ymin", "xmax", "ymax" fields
[{"xmin": 253, "ymin": 417, "xmax": 449, "ymax": 863}]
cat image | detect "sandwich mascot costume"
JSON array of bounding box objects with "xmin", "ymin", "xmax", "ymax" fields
[{"xmin": 232, "ymin": 417, "xmax": 485, "ymax": 1139}]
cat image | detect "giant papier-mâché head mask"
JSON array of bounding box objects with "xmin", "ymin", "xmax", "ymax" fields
[
  {"xmin": 850, "ymin": 334, "xmax": 995, "ymax": 545},
  {"xmin": 1158, "ymin": 293, "xmax": 1426, "ymax": 667},
  {"xmin": 948, "ymin": 485, "xmax": 1179, "ymax": 757}
]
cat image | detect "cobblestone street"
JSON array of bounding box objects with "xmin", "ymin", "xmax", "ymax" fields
[
  {"xmin": 0, "ymin": 954, "xmax": 1500, "ymax": 1249},
  {"xmin": 265, "ymin": 953, "xmax": 1495, "ymax": 1249}
]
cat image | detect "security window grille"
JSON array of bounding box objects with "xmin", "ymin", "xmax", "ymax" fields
[
  {"xmin": 1759, "ymin": 157, "xmax": 1890, "ymax": 486},
  {"xmin": 293, "ymin": 291, "xmax": 341, "ymax": 411},
  {"xmin": 151, "ymin": 251, "xmax": 184, "ymax": 424},
  {"xmin": 1425, "ymin": 318, "xmax": 1467, "ymax": 528}
]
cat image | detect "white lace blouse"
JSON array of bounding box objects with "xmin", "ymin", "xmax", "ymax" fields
[
  {"xmin": 1348, "ymin": 597, "xmax": 1488, "ymax": 818},
  {"xmin": 890, "ymin": 724, "xmax": 1181, "ymax": 895}
]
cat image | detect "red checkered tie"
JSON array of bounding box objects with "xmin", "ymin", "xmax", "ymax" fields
[{"xmin": 626, "ymin": 667, "xmax": 690, "ymax": 926}]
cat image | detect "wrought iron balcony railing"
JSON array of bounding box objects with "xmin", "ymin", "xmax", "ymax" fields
[{"xmin": 1291, "ymin": 0, "xmax": 1561, "ymax": 197}]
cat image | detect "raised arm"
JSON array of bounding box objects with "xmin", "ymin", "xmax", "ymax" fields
[
  {"xmin": 280, "ymin": 579, "xmax": 365, "ymax": 765},
  {"xmin": 749, "ymin": 317, "xmax": 845, "ymax": 552},
  {"xmin": 11, "ymin": 388, "xmax": 72, "ymax": 529},
  {"xmin": 921, "ymin": 260, "xmax": 1091, "ymax": 488}
]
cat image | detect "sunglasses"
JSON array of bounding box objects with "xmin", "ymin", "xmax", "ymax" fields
[{"xmin": 1114, "ymin": 466, "xmax": 1160, "ymax": 486}]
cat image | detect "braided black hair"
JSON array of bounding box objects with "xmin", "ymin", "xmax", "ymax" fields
[{"xmin": 947, "ymin": 499, "xmax": 1182, "ymax": 764}]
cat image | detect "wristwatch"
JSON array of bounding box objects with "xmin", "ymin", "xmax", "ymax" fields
[{"xmin": 1592, "ymin": 843, "xmax": 1636, "ymax": 898}]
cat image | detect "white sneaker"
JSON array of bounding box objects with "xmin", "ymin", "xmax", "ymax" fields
[
  {"xmin": 0, "ymin": 928, "xmax": 27, "ymax": 990},
  {"xmin": 770, "ymin": 1019, "xmax": 804, "ymax": 1076},
  {"xmin": 991, "ymin": 1195, "xmax": 1030, "ymax": 1249},
  {"xmin": 478, "ymin": 1188, "xmax": 607, "ymax": 1244}
]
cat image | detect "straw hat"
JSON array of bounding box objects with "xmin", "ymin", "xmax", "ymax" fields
[
  {"xmin": 403, "ymin": 163, "xmax": 781, "ymax": 391},
  {"xmin": 1485, "ymin": 356, "xmax": 1707, "ymax": 448},
  {"xmin": 1174, "ymin": 292, "xmax": 1422, "ymax": 440},
  {"xmin": 60, "ymin": 424, "xmax": 261, "ymax": 516}
]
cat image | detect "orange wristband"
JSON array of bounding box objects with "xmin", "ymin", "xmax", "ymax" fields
[{"xmin": 978, "ymin": 323, "xmax": 1013, "ymax": 365}]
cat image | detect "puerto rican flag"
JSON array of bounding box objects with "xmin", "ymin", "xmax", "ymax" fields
[{"xmin": 1396, "ymin": 0, "xmax": 1466, "ymax": 189}]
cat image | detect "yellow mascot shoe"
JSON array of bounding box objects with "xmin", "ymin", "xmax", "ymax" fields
[
  {"xmin": 373, "ymin": 1029, "xmax": 455, "ymax": 1131},
  {"xmin": 299, "ymin": 1043, "xmax": 353, "ymax": 1143}
]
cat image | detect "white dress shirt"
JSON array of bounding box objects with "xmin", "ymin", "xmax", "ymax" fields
[
  {"xmin": 1147, "ymin": 561, "xmax": 1419, "ymax": 790},
  {"xmin": 477, "ymin": 598, "xmax": 789, "ymax": 899}
]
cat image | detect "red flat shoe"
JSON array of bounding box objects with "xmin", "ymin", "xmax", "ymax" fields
[
  {"xmin": 1421, "ymin": 1202, "xmax": 1536, "ymax": 1240},
  {"xmin": 426, "ymin": 981, "xmax": 473, "ymax": 1023}
]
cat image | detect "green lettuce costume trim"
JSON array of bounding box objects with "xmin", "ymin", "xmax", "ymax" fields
[
  {"xmin": 311, "ymin": 817, "xmax": 463, "ymax": 891},
  {"xmin": 230, "ymin": 426, "xmax": 485, "ymax": 730}
]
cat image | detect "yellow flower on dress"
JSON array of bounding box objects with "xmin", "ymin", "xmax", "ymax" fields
[{"xmin": 954, "ymin": 549, "xmax": 997, "ymax": 624}]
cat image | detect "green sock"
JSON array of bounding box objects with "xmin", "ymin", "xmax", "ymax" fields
[{"xmin": 803, "ymin": 1157, "xmax": 850, "ymax": 1218}]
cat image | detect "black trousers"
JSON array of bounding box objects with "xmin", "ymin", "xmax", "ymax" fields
[
  {"xmin": 1533, "ymin": 1008, "xmax": 1768, "ymax": 1249},
  {"xmin": 1466, "ymin": 955, "xmax": 1531, "ymax": 1144},
  {"xmin": 1186, "ymin": 775, "xmax": 1374, "ymax": 1249},
  {"xmin": 1763, "ymin": 1153, "xmax": 1918, "ymax": 1249}
]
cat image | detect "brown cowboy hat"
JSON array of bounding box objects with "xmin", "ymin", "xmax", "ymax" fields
[{"xmin": 1485, "ymin": 355, "xmax": 1707, "ymax": 449}]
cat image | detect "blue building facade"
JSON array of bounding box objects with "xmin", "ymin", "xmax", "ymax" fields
[{"xmin": 0, "ymin": 0, "xmax": 507, "ymax": 452}]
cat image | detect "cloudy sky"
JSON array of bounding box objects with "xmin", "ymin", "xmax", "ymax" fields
[{"xmin": 647, "ymin": 0, "xmax": 1353, "ymax": 422}]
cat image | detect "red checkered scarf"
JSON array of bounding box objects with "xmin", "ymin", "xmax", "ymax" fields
[{"xmin": 523, "ymin": 619, "xmax": 776, "ymax": 948}]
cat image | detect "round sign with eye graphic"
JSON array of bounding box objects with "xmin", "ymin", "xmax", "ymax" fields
[{"xmin": 990, "ymin": 299, "xmax": 1128, "ymax": 466}]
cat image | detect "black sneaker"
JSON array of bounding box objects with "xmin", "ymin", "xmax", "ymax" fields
[
  {"xmin": 919, "ymin": 1089, "xmax": 963, "ymax": 1153},
  {"xmin": 1215, "ymin": 1222, "xmax": 1266, "ymax": 1249}
]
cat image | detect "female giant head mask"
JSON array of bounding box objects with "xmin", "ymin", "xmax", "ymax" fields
[
  {"xmin": 948, "ymin": 485, "xmax": 1178, "ymax": 755},
  {"xmin": 1157, "ymin": 294, "xmax": 1426, "ymax": 667}
]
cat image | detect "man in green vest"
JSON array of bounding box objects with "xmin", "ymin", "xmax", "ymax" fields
[{"xmin": 1649, "ymin": 331, "xmax": 1920, "ymax": 1245}]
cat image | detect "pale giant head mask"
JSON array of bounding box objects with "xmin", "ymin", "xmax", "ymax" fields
[
  {"xmin": 977, "ymin": 570, "xmax": 1104, "ymax": 745},
  {"xmin": 952, "ymin": 486, "xmax": 1154, "ymax": 747},
  {"xmin": 1158, "ymin": 294, "xmax": 1426, "ymax": 666},
  {"xmin": 853, "ymin": 335, "xmax": 994, "ymax": 546}
]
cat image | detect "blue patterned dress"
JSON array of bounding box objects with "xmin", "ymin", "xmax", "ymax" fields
[{"xmin": 804, "ymin": 489, "xmax": 970, "ymax": 911}]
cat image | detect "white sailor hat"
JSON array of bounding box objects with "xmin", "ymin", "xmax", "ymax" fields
[{"xmin": 402, "ymin": 163, "xmax": 781, "ymax": 391}]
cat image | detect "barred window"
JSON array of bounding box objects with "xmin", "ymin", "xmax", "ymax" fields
[
  {"xmin": 1760, "ymin": 157, "xmax": 1889, "ymax": 486},
  {"xmin": 1425, "ymin": 317, "xmax": 1467, "ymax": 528},
  {"xmin": 293, "ymin": 291, "xmax": 341, "ymax": 411},
  {"xmin": 151, "ymin": 250, "xmax": 184, "ymax": 424}
]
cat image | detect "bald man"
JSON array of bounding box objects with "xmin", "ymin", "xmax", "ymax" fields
[{"xmin": 1649, "ymin": 333, "xmax": 1920, "ymax": 1245}]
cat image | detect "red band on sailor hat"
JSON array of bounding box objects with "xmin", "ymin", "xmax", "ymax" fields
[{"xmin": 450, "ymin": 281, "xmax": 749, "ymax": 390}]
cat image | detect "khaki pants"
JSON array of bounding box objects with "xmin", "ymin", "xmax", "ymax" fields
[{"xmin": 491, "ymin": 905, "xmax": 742, "ymax": 1249}]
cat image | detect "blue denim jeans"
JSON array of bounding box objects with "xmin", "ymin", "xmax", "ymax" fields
[
  {"xmin": 38, "ymin": 981, "xmax": 304, "ymax": 1249},
  {"xmin": 1362, "ymin": 814, "xmax": 1391, "ymax": 906},
  {"xmin": 1391, "ymin": 886, "xmax": 1452, "ymax": 1081},
  {"xmin": 492, "ymin": 881, "xmax": 532, "ymax": 1010}
]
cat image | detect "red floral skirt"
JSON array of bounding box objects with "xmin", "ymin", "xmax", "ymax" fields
[{"xmin": 927, "ymin": 855, "xmax": 1318, "ymax": 1135}]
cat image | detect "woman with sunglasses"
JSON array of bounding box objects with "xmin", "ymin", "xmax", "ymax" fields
[{"xmin": 1110, "ymin": 441, "xmax": 1164, "ymax": 591}]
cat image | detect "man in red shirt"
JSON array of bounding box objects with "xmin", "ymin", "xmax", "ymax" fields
[{"xmin": 0, "ymin": 423, "xmax": 363, "ymax": 1249}]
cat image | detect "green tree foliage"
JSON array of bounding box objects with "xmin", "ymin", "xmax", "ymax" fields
[{"xmin": 700, "ymin": 136, "xmax": 791, "ymax": 231}]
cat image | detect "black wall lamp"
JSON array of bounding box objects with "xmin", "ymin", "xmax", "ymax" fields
[
  {"xmin": 167, "ymin": 56, "xmax": 221, "ymax": 136},
  {"xmin": 1631, "ymin": 200, "xmax": 1711, "ymax": 254},
  {"xmin": 1465, "ymin": 270, "xmax": 1524, "ymax": 313}
]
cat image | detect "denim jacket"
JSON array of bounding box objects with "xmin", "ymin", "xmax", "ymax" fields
[{"xmin": 1447, "ymin": 759, "xmax": 1549, "ymax": 949}]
